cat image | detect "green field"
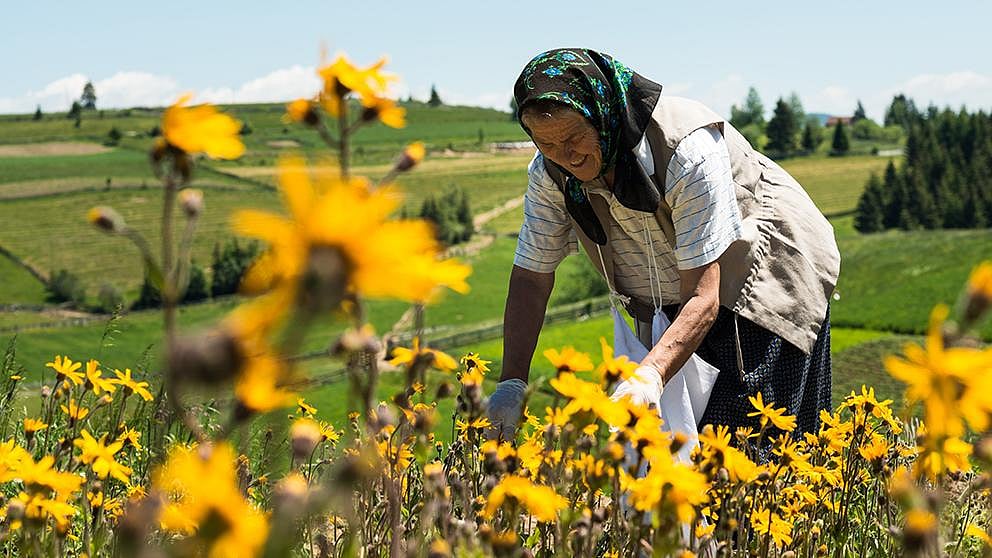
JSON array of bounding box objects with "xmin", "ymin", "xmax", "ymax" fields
[{"xmin": 1, "ymin": 98, "xmax": 987, "ymax": 434}]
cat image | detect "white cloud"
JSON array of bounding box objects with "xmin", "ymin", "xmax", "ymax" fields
[
  {"xmin": 882, "ymin": 71, "xmax": 992, "ymax": 114},
  {"xmin": 0, "ymin": 65, "xmax": 321, "ymax": 114},
  {"xmin": 690, "ymin": 74, "xmax": 748, "ymax": 120},
  {"xmin": 805, "ymin": 85, "xmax": 857, "ymax": 117}
]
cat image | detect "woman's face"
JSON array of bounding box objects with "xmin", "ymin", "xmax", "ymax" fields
[{"xmin": 522, "ymin": 108, "xmax": 602, "ymax": 181}]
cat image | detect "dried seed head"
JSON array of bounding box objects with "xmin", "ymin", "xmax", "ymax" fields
[
  {"xmin": 290, "ymin": 419, "xmax": 322, "ymax": 460},
  {"xmin": 168, "ymin": 327, "xmax": 243, "ymax": 385},
  {"xmin": 178, "ymin": 188, "xmax": 204, "ymax": 218},
  {"xmin": 87, "ymin": 206, "xmax": 126, "ymax": 234}
]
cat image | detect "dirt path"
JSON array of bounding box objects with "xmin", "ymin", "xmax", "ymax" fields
[
  {"xmin": 0, "ymin": 142, "xmax": 112, "ymax": 157},
  {"xmin": 387, "ymin": 195, "xmax": 524, "ymax": 336}
]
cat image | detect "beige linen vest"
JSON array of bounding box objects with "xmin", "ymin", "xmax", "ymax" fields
[{"xmin": 545, "ymin": 96, "xmax": 841, "ymax": 355}]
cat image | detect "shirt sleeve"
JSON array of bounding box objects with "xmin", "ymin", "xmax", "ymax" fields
[
  {"xmin": 664, "ymin": 126, "xmax": 743, "ymax": 270},
  {"xmin": 513, "ymin": 153, "xmax": 579, "ymax": 273}
]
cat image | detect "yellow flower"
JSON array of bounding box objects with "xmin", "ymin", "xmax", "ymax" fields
[
  {"xmin": 747, "ymin": 392, "xmax": 797, "ymax": 432},
  {"xmin": 967, "ymin": 261, "xmax": 992, "ymax": 300},
  {"xmin": 0, "ymin": 439, "xmax": 30, "ymax": 482},
  {"xmin": 83, "ymin": 359, "xmax": 116, "ymax": 396},
  {"xmin": 284, "ymin": 98, "xmax": 318, "ymax": 125},
  {"xmin": 482, "ymin": 476, "xmax": 567, "ymax": 522},
  {"xmin": 460, "ymin": 352, "xmax": 491, "ymax": 374},
  {"xmin": 363, "ymin": 96, "xmax": 406, "ymax": 128},
  {"xmin": 160, "ymin": 94, "xmax": 244, "ymax": 159},
  {"xmin": 840, "ymin": 385, "xmax": 901, "ymax": 433},
  {"xmin": 317, "ymin": 54, "xmax": 395, "ymax": 115},
  {"xmin": 389, "ymin": 337, "xmax": 458, "ymax": 371},
  {"xmin": 297, "ymin": 398, "xmax": 317, "ymax": 416},
  {"xmin": 750, "ymin": 507, "xmax": 793, "ymax": 548},
  {"xmin": 112, "ymin": 368, "xmax": 154, "ymax": 402},
  {"xmin": 455, "ymin": 416, "xmax": 491, "ymax": 440},
  {"xmin": 17, "ymin": 492, "xmax": 77, "ymax": 532},
  {"xmin": 116, "ymin": 427, "xmax": 142, "ymax": 451},
  {"xmin": 904, "ymin": 508, "xmax": 937, "ymax": 537},
  {"xmin": 16, "ymin": 454, "xmax": 84, "ymax": 497},
  {"xmin": 544, "ymin": 346, "xmax": 594, "ymax": 373},
  {"xmin": 154, "ymin": 442, "xmax": 268, "ymax": 557},
  {"xmin": 965, "ymin": 523, "xmax": 991, "ymax": 546},
  {"xmin": 23, "ymin": 418, "xmax": 47, "ymax": 435},
  {"xmin": 60, "ymin": 399, "xmax": 90, "ymax": 421},
  {"xmin": 596, "ymin": 337, "xmax": 637, "ymax": 385},
  {"xmin": 232, "ymin": 156, "xmax": 470, "ymax": 304},
  {"xmin": 234, "ymin": 354, "xmax": 296, "ymax": 414},
  {"xmin": 73, "ymin": 430, "xmax": 131, "ymax": 483},
  {"xmin": 886, "ymin": 305, "xmax": 992, "ymax": 438},
  {"xmin": 619, "ymin": 445, "xmax": 708, "ymax": 523},
  {"xmin": 46, "ymin": 355, "xmax": 84, "ymax": 386},
  {"xmin": 916, "ymin": 436, "xmax": 972, "ymax": 479},
  {"xmin": 549, "ymin": 372, "xmax": 629, "ymax": 427}
]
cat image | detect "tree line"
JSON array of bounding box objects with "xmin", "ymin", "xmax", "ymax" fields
[
  {"xmin": 855, "ymin": 101, "xmax": 992, "ymax": 232},
  {"xmin": 729, "ymin": 88, "xmax": 903, "ymax": 157}
]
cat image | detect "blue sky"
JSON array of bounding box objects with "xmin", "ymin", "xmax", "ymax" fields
[{"xmin": 2, "ymin": 1, "xmax": 990, "ymax": 120}]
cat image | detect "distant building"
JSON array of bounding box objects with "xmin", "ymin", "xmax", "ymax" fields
[{"xmin": 825, "ymin": 116, "xmax": 853, "ymax": 127}]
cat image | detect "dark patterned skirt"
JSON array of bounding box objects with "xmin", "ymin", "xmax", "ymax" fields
[{"xmin": 642, "ymin": 305, "xmax": 832, "ymax": 440}]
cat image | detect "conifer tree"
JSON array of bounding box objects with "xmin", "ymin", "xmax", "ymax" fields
[
  {"xmin": 766, "ymin": 98, "xmax": 797, "ymax": 154},
  {"xmin": 854, "ymin": 173, "xmax": 886, "ymax": 233},
  {"xmin": 831, "ymin": 121, "xmax": 850, "ymax": 155},
  {"xmin": 428, "ymin": 85, "xmax": 443, "ymax": 107}
]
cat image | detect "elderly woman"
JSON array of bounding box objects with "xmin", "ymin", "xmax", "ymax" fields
[{"xmin": 487, "ymin": 48, "xmax": 840, "ymax": 444}]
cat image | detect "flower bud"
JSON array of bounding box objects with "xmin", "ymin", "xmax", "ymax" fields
[
  {"xmin": 178, "ymin": 188, "xmax": 204, "ymax": 218},
  {"xmin": 87, "ymin": 206, "xmax": 126, "ymax": 234},
  {"xmin": 395, "ymin": 141, "xmax": 426, "ymax": 172},
  {"xmin": 284, "ymin": 99, "xmax": 319, "ymax": 126},
  {"xmin": 290, "ymin": 418, "xmax": 322, "ymax": 460},
  {"xmin": 168, "ymin": 327, "xmax": 243, "ymax": 385}
]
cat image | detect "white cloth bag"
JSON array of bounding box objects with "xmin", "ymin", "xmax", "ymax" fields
[{"xmin": 610, "ymin": 306, "xmax": 720, "ymax": 464}]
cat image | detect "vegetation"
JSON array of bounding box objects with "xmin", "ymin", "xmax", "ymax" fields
[
  {"xmin": 854, "ymin": 106, "xmax": 992, "ymax": 232},
  {"xmin": 419, "ymin": 186, "xmax": 474, "ymax": 245}
]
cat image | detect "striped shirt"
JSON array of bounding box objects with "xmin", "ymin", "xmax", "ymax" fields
[{"xmin": 513, "ymin": 125, "xmax": 743, "ymax": 307}]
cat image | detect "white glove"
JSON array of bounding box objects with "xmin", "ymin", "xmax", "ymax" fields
[
  {"xmin": 610, "ymin": 365, "xmax": 664, "ymax": 413},
  {"xmin": 485, "ymin": 378, "xmax": 527, "ymax": 441}
]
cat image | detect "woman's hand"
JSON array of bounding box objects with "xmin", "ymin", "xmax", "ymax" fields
[
  {"xmin": 610, "ymin": 364, "xmax": 664, "ymax": 412},
  {"xmin": 485, "ymin": 378, "xmax": 528, "ymax": 441}
]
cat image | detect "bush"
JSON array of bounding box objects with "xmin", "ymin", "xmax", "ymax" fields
[
  {"xmin": 106, "ymin": 127, "xmax": 122, "ymax": 146},
  {"xmin": 132, "ymin": 274, "xmax": 161, "ymax": 310},
  {"xmin": 96, "ymin": 283, "xmax": 125, "ymax": 314},
  {"xmin": 183, "ymin": 262, "xmax": 210, "ymax": 302},
  {"xmin": 46, "ymin": 269, "xmax": 86, "ymax": 306},
  {"xmin": 419, "ymin": 187, "xmax": 474, "ymax": 246},
  {"xmin": 851, "ymin": 118, "xmax": 883, "ymax": 140},
  {"xmin": 555, "ymin": 257, "xmax": 608, "ymax": 304},
  {"xmin": 210, "ymin": 239, "xmax": 260, "ymax": 297}
]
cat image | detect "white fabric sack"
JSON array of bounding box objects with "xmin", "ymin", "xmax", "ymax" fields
[{"xmin": 609, "ymin": 307, "xmax": 720, "ymax": 464}]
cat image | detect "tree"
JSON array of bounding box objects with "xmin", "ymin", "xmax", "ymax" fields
[
  {"xmin": 765, "ymin": 98, "xmax": 798, "ymax": 154},
  {"xmin": 787, "ymin": 92, "xmax": 805, "ymax": 137},
  {"xmin": 428, "ymin": 85, "xmax": 443, "ymax": 107},
  {"xmin": 509, "ymin": 97, "xmax": 519, "ymax": 120},
  {"xmin": 67, "ymin": 101, "xmax": 82, "ymax": 120},
  {"xmin": 80, "ymin": 81, "xmax": 97, "ymax": 110},
  {"xmin": 106, "ymin": 127, "xmax": 122, "ymax": 146},
  {"xmin": 884, "ymin": 94, "xmax": 918, "ymax": 129},
  {"xmin": 852, "ymin": 100, "xmax": 867, "ymax": 123},
  {"xmin": 33, "ymin": 105, "xmax": 42, "ymax": 121},
  {"xmin": 854, "ymin": 173, "xmax": 886, "ymax": 233},
  {"xmin": 730, "ymin": 87, "xmax": 765, "ymax": 130},
  {"xmin": 132, "ymin": 275, "xmax": 161, "ymax": 310},
  {"xmin": 801, "ymin": 118, "xmax": 822, "ymax": 153},
  {"xmin": 831, "ymin": 121, "xmax": 850, "ymax": 155}
]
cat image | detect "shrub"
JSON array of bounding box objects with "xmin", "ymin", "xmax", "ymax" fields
[
  {"xmin": 96, "ymin": 282, "xmax": 125, "ymax": 313},
  {"xmin": 46, "ymin": 269, "xmax": 86, "ymax": 306},
  {"xmin": 210, "ymin": 238, "xmax": 260, "ymax": 297}
]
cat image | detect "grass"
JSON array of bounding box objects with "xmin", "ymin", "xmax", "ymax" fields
[
  {"xmin": 0, "ymin": 253, "xmax": 47, "ymax": 305},
  {"xmin": 777, "ymin": 155, "xmax": 892, "ymax": 215},
  {"xmin": 0, "ymin": 185, "xmax": 279, "ymax": 298},
  {"xmin": 832, "ymin": 226, "xmax": 992, "ymax": 339}
]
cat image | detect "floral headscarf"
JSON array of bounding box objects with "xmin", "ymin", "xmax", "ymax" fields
[{"xmin": 513, "ymin": 48, "xmax": 663, "ymax": 245}]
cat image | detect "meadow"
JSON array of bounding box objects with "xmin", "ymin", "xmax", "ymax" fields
[
  {"xmin": 0, "ymin": 62, "xmax": 989, "ymax": 557},
  {"xmin": 1, "ymin": 98, "xmax": 988, "ymax": 412}
]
